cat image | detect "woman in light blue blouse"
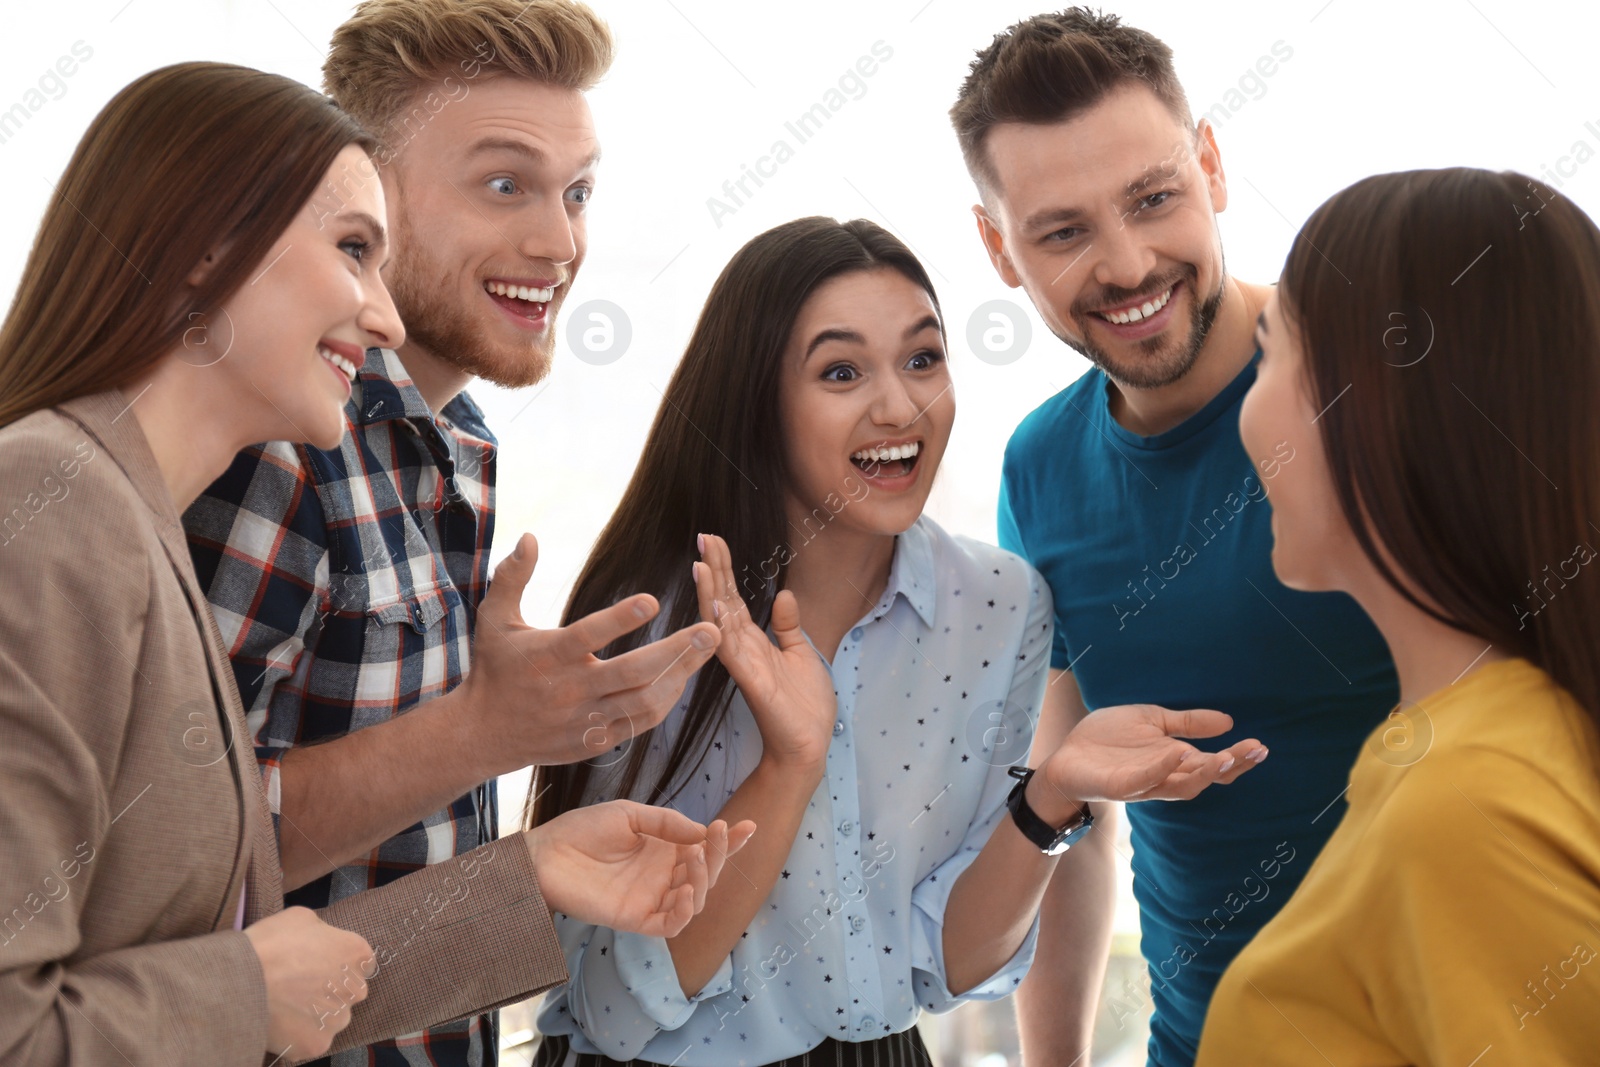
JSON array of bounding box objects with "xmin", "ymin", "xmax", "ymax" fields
[{"xmin": 530, "ymin": 218, "xmax": 1265, "ymax": 1066}]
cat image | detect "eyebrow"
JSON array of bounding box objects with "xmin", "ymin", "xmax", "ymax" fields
[
  {"xmin": 1020, "ymin": 161, "xmax": 1186, "ymax": 233},
  {"xmin": 803, "ymin": 314, "xmax": 941, "ymax": 362},
  {"xmin": 466, "ymin": 136, "xmax": 602, "ymax": 172},
  {"xmin": 335, "ymin": 209, "xmax": 388, "ymax": 253}
]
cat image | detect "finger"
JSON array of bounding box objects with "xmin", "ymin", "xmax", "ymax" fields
[
  {"xmin": 725, "ymin": 819, "xmax": 757, "ymax": 856},
  {"xmin": 705, "ymin": 534, "xmax": 746, "ymax": 621},
  {"xmin": 1214, "ymin": 740, "xmax": 1268, "ymax": 784},
  {"xmin": 559, "ymin": 594, "xmax": 661, "ymax": 659},
  {"xmin": 481, "ymin": 533, "xmax": 538, "ymax": 624},
  {"xmin": 701, "ymin": 820, "xmax": 730, "ymax": 889},
  {"xmin": 692, "ymin": 540, "xmax": 718, "ymax": 627},
  {"xmin": 687, "ymin": 841, "xmax": 710, "ymax": 911},
  {"xmin": 769, "ymin": 589, "xmax": 811, "ymax": 654},
  {"xmin": 1160, "ymin": 707, "xmax": 1235, "ymax": 740},
  {"xmin": 594, "ymin": 624, "xmax": 720, "ymax": 694},
  {"xmin": 660, "ymin": 882, "xmax": 697, "ymax": 938},
  {"xmin": 621, "ymin": 801, "xmax": 713, "ymax": 845}
]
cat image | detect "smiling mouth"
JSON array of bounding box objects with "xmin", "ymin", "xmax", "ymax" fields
[
  {"xmin": 484, "ymin": 279, "xmax": 557, "ymax": 320},
  {"xmin": 851, "ymin": 440, "xmax": 921, "ymax": 477},
  {"xmin": 1092, "ymin": 283, "xmax": 1176, "ymax": 325}
]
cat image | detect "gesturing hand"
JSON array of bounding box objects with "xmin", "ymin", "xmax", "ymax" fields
[
  {"xmin": 1035, "ymin": 705, "xmax": 1267, "ymax": 815},
  {"xmin": 527, "ymin": 802, "xmax": 757, "ymax": 938},
  {"xmin": 692, "ymin": 533, "xmax": 837, "ymax": 770},
  {"xmin": 462, "ymin": 533, "xmax": 722, "ymax": 771}
]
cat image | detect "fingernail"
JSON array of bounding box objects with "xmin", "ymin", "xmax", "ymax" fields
[
  {"xmin": 634, "ymin": 598, "xmax": 651, "ymax": 620},
  {"xmin": 692, "ymin": 629, "xmax": 715, "ymax": 650},
  {"xmin": 1248, "ymin": 747, "xmax": 1268, "ymax": 763},
  {"xmin": 691, "ymin": 561, "xmax": 699, "ymax": 581},
  {"xmin": 712, "ymin": 599, "xmax": 722, "ymax": 620},
  {"xmin": 513, "ymin": 538, "xmax": 525, "ymax": 561},
  {"xmin": 1219, "ymin": 756, "xmax": 1236, "ymax": 773},
  {"xmin": 697, "ymin": 532, "xmax": 706, "ymax": 554},
  {"xmin": 695, "ymin": 844, "xmax": 706, "ymax": 863}
]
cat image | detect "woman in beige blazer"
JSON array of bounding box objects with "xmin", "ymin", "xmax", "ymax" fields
[{"xmin": 0, "ymin": 63, "xmax": 749, "ymax": 1066}]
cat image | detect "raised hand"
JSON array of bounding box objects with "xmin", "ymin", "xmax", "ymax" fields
[
  {"xmin": 1033, "ymin": 705, "xmax": 1267, "ymax": 818},
  {"xmin": 526, "ymin": 801, "xmax": 757, "ymax": 937},
  {"xmin": 692, "ymin": 532, "xmax": 837, "ymax": 770},
  {"xmin": 244, "ymin": 906, "xmax": 375, "ymax": 1058},
  {"xmin": 462, "ymin": 532, "xmax": 723, "ymax": 770}
]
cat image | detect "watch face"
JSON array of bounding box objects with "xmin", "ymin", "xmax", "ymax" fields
[{"xmin": 1047, "ymin": 817, "xmax": 1095, "ymax": 855}]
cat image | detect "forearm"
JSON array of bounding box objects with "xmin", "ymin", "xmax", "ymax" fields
[
  {"xmin": 940, "ymin": 800, "xmax": 1060, "ymax": 995},
  {"xmin": 277, "ymin": 687, "xmax": 489, "ymax": 890},
  {"xmin": 1013, "ymin": 801, "xmax": 1119, "ymax": 1065},
  {"xmin": 665, "ymin": 757, "xmax": 820, "ymax": 997}
]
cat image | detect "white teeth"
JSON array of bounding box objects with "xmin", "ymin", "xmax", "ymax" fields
[
  {"xmin": 1100, "ymin": 286, "xmax": 1173, "ymax": 325},
  {"xmin": 317, "ymin": 345, "xmax": 357, "ymax": 382},
  {"xmin": 485, "ymin": 281, "xmax": 555, "ymax": 303},
  {"xmin": 851, "ymin": 441, "xmax": 921, "ymax": 463}
]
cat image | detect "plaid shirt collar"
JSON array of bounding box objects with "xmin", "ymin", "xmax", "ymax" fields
[{"xmin": 354, "ymin": 347, "xmax": 495, "ymax": 452}]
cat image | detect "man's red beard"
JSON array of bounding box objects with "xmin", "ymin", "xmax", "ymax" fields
[{"xmin": 384, "ymin": 215, "xmax": 560, "ymax": 390}]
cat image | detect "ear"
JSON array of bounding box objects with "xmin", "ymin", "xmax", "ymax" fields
[
  {"xmin": 972, "ymin": 205, "xmax": 1023, "ymax": 289},
  {"xmin": 185, "ymin": 244, "xmax": 230, "ymax": 289},
  {"xmin": 1193, "ymin": 120, "xmax": 1228, "ymax": 214}
]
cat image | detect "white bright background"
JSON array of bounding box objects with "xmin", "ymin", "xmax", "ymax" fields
[{"xmin": 6, "ymin": 1, "xmax": 1599, "ymax": 1062}]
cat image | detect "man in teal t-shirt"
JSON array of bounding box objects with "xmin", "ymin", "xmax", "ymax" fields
[{"xmin": 949, "ymin": 11, "xmax": 1398, "ymax": 1067}]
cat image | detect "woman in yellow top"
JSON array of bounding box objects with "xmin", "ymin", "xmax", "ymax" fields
[{"xmin": 1196, "ymin": 167, "xmax": 1600, "ymax": 1066}]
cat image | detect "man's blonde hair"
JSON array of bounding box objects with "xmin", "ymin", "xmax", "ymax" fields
[{"xmin": 324, "ymin": 0, "xmax": 614, "ymax": 150}]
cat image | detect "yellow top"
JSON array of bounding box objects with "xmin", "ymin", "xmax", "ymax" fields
[{"xmin": 1196, "ymin": 657, "xmax": 1600, "ymax": 1067}]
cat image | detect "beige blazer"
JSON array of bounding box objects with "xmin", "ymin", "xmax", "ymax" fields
[{"xmin": 0, "ymin": 391, "xmax": 566, "ymax": 1066}]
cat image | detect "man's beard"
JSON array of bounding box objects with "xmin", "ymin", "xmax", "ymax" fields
[
  {"xmin": 1058, "ymin": 260, "xmax": 1226, "ymax": 390},
  {"xmin": 384, "ymin": 213, "xmax": 559, "ymax": 390}
]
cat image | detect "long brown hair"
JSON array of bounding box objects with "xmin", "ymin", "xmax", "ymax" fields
[
  {"xmin": 0, "ymin": 62, "xmax": 378, "ymax": 427},
  {"xmin": 1282, "ymin": 167, "xmax": 1600, "ymax": 731},
  {"xmin": 531, "ymin": 217, "xmax": 942, "ymax": 828}
]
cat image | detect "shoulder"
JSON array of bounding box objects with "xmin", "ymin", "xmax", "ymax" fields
[
  {"xmin": 1004, "ymin": 371, "xmax": 1100, "ymax": 465},
  {"xmin": 0, "ymin": 410, "xmax": 152, "ymax": 615},
  {"xmin": 920, "ymin": 517, "xmax": 1052, "ymax": 617}
]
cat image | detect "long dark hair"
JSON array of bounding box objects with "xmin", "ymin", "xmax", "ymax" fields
[
  {"xmin": 531, "ymin": 217, "xmax": 942, "ymax": 827},
  {"xmin": 1281, "ymin": 167, "xmax": 1600, "ymax": 733},
  {"xmin": 0, "ymin": 62, "xmax": 378, "ymax": 426}
]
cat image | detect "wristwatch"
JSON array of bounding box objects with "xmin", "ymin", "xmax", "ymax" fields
[{"xmin": 1006, "ymin": 766, "xmax": 1094, "ymax": 855}]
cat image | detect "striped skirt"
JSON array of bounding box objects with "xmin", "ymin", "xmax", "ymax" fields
[{"xmin": 530, "ymin": 1029, "xmax": 933, "ymax": 1067}]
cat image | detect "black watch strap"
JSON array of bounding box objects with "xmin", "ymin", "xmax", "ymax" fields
[{"xmin": 1006, "ymin": 766, "xmax": 1094, "ymax": 855}]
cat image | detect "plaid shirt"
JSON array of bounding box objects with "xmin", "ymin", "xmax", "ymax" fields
[{"xmin": 184, "ymin": 349, "xmax": 500, "ymax": 1067}]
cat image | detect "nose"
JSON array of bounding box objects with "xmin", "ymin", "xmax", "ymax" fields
[
  {"xmin": 361, "ymin": 273, "xmax": 406, "ymax": 351},
  {"xmin": 1092, "ymin": 211, "xmax": 1157, "ymax": 293},
  {"xmin": 871, "ymin": 372, "xmax": 921, "ymax": 429},
  {"xmin": 516, "ymin": 193, "xmax": 578, "ymax": 270}
]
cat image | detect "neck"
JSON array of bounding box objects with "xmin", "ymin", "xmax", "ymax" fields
[
  {"xmin": 1107, "ymin": 276, "xmax": 1271, "ymax": 437},
  {"xmin": 395, "ymin": 339, "xmax": 469, "ymax": 416},
  {"xmin": 781, "ymin": 510, "xmax": 898, "ymax": 659},
  {"xmin": 126, "ymin": 365, "xmax": 257, "ymax": 513},
  {"xmin": 1345, "ymin": 565, "xmax": 1508, "ymax": 709}
]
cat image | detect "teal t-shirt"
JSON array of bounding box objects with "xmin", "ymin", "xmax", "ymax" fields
[{"xmin": 998, "ymin": 351, "xmax": 1398, "ymax": 1067}]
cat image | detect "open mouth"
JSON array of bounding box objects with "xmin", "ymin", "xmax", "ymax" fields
[
  {"xmin": 484, "ymin": 278, "xmax": 557, "ymax": 323},
  {"xmin": 317, "ymin": 344, "xmax": 360, "ymax": 382},
  {"xmin": 851, "ymin": 440, "xmax": 921, "ymax": 478},
  {"xmin": 1093, "ymin": 283, "xmax": 1175, "ymax": 325}
]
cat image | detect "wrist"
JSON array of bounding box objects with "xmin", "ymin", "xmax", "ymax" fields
[
  {"xmin": 1025, "ymin": 771, "xmax": 1086, "ymax": 828},
  {"xmin": 754, "ymin": 752, "xmax": 827, "ymax": 794},
  {"xmin": 421, "ymin": 682, "xmax": 500, "ymax": 781}
]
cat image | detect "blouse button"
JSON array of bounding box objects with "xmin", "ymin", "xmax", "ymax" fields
[
  {"xmin": 850, "ymin": 626, "xmax": 864, "ymax": 641},
  {"xmin": 850, "ymin": 915, "xmax": 867, "ymax": 932},
  {"xmin": 838, "ymin": 820, "xmax": 854, "ymax": 836},
  {"xmin": 832, "ymin": 721, "xmax": 845, "ymax": 737}
]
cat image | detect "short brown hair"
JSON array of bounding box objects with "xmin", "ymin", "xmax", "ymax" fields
[
  {"xmin": 324, "ymin": 0, "xmax": 614, "ymax": 154},
  {"xmin": 950, "ymin": 7, "xmax": 1192, "ymax": 194}
]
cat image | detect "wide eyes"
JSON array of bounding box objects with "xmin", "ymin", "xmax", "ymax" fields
[{"xmin": 819, "ymin": 348, "xmax": 945, "ymax": 383}]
